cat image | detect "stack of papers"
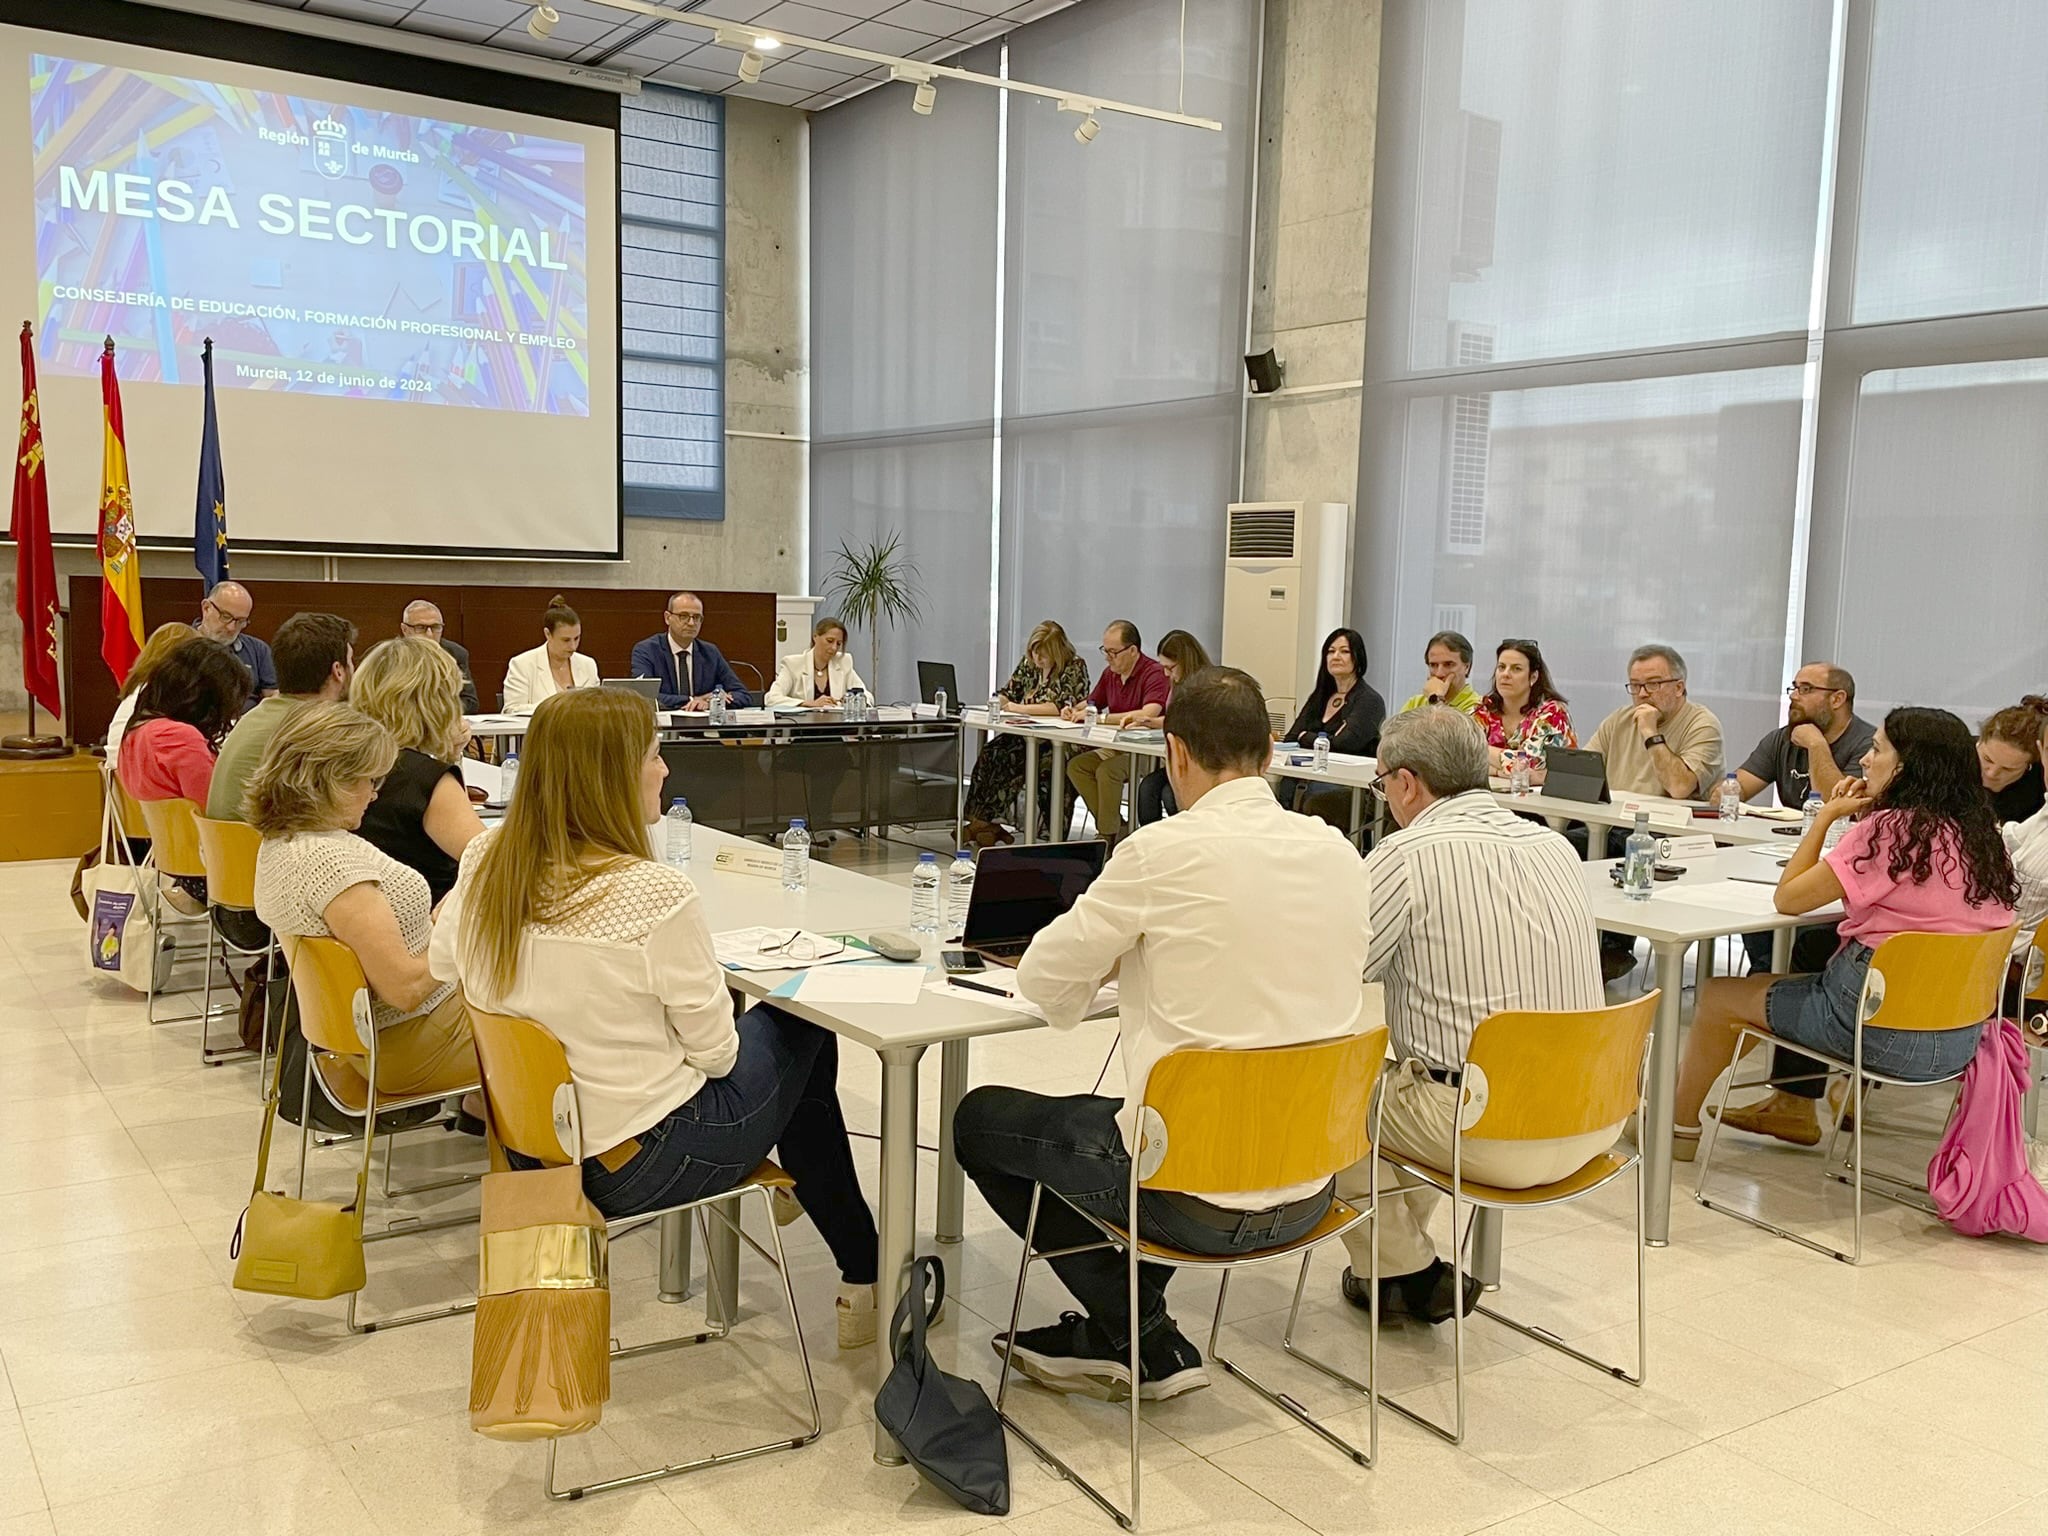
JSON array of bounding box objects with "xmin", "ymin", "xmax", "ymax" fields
[
  {"xmin": 460, "ymin": 758, "xmax": 504, "ymax": 804},
  {"xmin": 923, "ymin": 970, "xmax": 1119, "ymax": 1022},
  {"xmin": 772, "ymin": 963, "xmax": 929, "ymax": 1006},
  {"xmin": 714, "ymin": 928, "xmax": 875, "ymax": 972}
]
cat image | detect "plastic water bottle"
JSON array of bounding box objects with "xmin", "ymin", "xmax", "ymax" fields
[
  {"xmin": 910, "ymin": 852, "xmax": 941, "ymax": 934},
  {"xmin": 945, "ymin": 850, "xmax": 976, "ymax": 938},
  {"xmin": 1719, "ymin": 771, "xmax": 1742, "ymax": 824},
  {"xmin": 780, "ymin": 818, "xmax": 810, "ymax": 892},
  {"xmin": 1083, "ymin": 703, "xmax": 1100, "ymax": 729},
  {"xmin": 1802, "ymin": 790, "xmax": 1824, "ymax": 838},
  {"xmin": 663, "ymin": 798, "xmax": 692, "ymax": 866},
  {"xmin": 1508, "ymin": 750, "xmax": 1533, "ymax": 796},
  {"xmin": 1622, "ymin": 812, "xmax": 1656, "ymax": 902},
  {"xmin": 1313, "ymin": 732, "xmax": 1331, "ymax": 772},
  {"xmin": 498, "ymin": 753, "xmax": 519, "ymax": 806},
  {"xmin": 709, "ymin": 689, "xmax": 728, "ymax": 725},
  {"xmin": 934, "ymin": 688, "xmax": 948, "ymax": 716}
]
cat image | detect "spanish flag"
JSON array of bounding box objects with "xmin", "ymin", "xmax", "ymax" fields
[{"xmin": 98, "ymin": 338, "xmax": 143, "ymax": 683}]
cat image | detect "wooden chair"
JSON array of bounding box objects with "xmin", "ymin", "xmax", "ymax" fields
[
  {"xmin": 1376, "ymin": 992, "xmax": 1659, "ymax": 1448},
  {"xmin": 995, "ymin": 1025, "xmax": 1390, "ymax": 1531},
  {"xmin": 2023, "ymin": 920, "xmax": 2048, "ymax": 1141},
  {"xmin": 191, "ymin": 814, "xmax": 274, "ymax": 1079},
  {"xmin": 469, "ymin": 1008, "xmax": 821, "ymax": 1501},
  {"xmin": 280, "ymin": 934, "xmax": 482, "ymax": 1332},
  {"xmin": 1696, "ymin": 926, "xmax": 2015, "ymax": 1264},
  {"xmin": 134, "ymin": 796, "xmax": 225, "ymax": 1026}
]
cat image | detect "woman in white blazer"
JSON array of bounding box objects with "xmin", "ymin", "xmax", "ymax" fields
[
  {"xmin": 502, "ymin": 594, "xmax": 600, "ymax": 712},
  {"xmin": 765, "ymin": 617, "xmax": 867, "ymax": 708}
]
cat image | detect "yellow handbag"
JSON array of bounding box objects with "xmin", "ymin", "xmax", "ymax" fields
[{"xmin": 230, "ymin": 1038, "xmax": 371, "ymax": 1300}]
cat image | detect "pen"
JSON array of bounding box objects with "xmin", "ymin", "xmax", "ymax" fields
[{"xmin": 949, "ymin": 977, "xmax": 1010, "ymax": 999}]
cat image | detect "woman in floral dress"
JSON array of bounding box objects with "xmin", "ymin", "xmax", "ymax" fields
[{"xmin": 964, "ymin": 620, "xmax": 1092, "ymax": 846}]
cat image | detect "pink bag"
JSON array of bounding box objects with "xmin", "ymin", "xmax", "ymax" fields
[{"xmin": 1928, "ymin": 1018, "xmax": 2048, "ymax": 1242}]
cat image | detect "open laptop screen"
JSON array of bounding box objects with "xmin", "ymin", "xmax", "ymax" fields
[{"xmin": 962, "ymin": 843, "xmax": 1108, "ymax": 949}]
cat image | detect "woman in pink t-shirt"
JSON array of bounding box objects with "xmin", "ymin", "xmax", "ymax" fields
[
  {"xmin": 1674, "ymin": 708, "xmax": 2018, "ymax": 1156},
  {"xmin": 115, "ymin": 640, "xmax": 248, "ymax": 907}
]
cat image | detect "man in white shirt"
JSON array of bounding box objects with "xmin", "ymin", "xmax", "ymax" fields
[
  {"xmin": 1334, "ymin": 706, "xmax": 1609, "ymax": 1325},
  {"xmin": 953, "ymin": 668, "xmax": 1372, "ymax": 1402}
]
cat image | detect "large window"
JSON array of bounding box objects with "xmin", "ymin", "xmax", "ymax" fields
[
  {"xmin": 620, "ymin": 85, "xmax": 724, "ymax": 519},
  {"xmin": 1364, "ymin": 0, "xmax": 2048, "ymax": 788}
]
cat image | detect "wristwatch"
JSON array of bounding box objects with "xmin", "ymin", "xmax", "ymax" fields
[{"xmin": 1642, "ymin": 734, "xmax": 1667, "ymax": 749}]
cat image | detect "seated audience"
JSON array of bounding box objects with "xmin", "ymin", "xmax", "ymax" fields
[
  {"xmin": 1281, "ymin": 627, "xmax": 1386, "ymax": 830},
  {"xmin": 1674, "ymin": 708, "xmax": 2018, "ymax": 1156},
  {"xmin": 2000, "ymin": 703, "xmax": 2048, "ymax": 1010},
  {"xmin": 116, "ymin": 639, "xmax": 249, "ymax": 909},
  {"xmin": 1132, "ymin": 629, "xmax": 1211, "ymax": 827},
  {"xmin": 106, "ymin": 623, "xmax": 207, "ymax": 759},
  {"xmin": 630, "ymin": 590, "xmax": 753, "ymax": 710},
  {"xmin": 430, "ymin": 689, "xmax": 883, "ymax": 1347},
  {"xmin": 350, "ymin": 637, "xmax": 485, "ymax": 904},
  {"xmin": 193, "ymin": 579, "xmax": 277, "ymax": 712},
  {"xmin": 1586, "ymin": 643, "xmax": 1725, "ymax": 802},
  {"xmin": 1472, "ymin": 638, "xmax": 1575, "ymax": 775},
  {"xmin": 503, "ymin": 595, "xmax": 598, "ymax": 711},
  {"xmin": 1978, "ymin": 699, "xmax": 2048, "ymax": 823},
  {"xmin": 765, "ymin": 616, "xmax": 865, "ymax": 708},
  {"xmin": 1063, "ymin": 620, "xmax": 1170, "ymax": 841},
  {"xmin": 248, "ymin": 703, "xmax": 477, "ymax": 1102},
  {"xmin": 399, "ymin": 600, "xmax": 480, "ymax": 714},
  {"xmin": 955, "ymin": 668, "xmax": 1371, "ymax": 1400},
  {"xmin": 964, "ymin": 620, "xmax": 1092, "ymax": 847},
  {"xmin": 1398, "ymin": 630, "xmax": 1481, "ymax": 714},
  {"xmin": 209, "ymin": 612, "xmax": 355, "ymax": 823},
  {"xmin": 1333, "ymin": 707, "xmax": 1607, "ymax": 1323}
]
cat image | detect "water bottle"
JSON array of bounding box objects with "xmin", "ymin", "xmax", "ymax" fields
[
  {"xmin": 1313, "ymin": 732, "xmax": 1331, "ymax": 772},
  {"xmin": 1622, "ymin": 812, "xmax": 1656, "ymax": 902},
  {"xmin": 663, "ymin": 798, "xmax": 692, "ymax": 866},
  {"xmin": 934, "ymin": 688, "xmax": 948, "ymax": 716},
  {"xmin": 1508, "ymin": 750, "xmax": 1533, "ymax": 796},
  {"xmin": 945, "ymin": 850, "xmax": 976, "ymax": 938},
  {"xmin": 499, "ymin": 752, "xmax": 519, "ymax": 806},
  {"xmin": 780, "ymin": 818, "xmax": 810, "ymax": 892},
  {"xmin": 910, "ymin": 852, "xmax": 941, "ymax": 934},
  {"xmin": 1802, "ymin": 790, "xmax": 1823, "ymax": 838},
  {"xmin": 1719, "ymin": 770, "xmax": 1742, "ymax": 824},
  {"xmin": 1083, "ymin": 703, "xmax": 1100, "ymax": 729},
  {"xmin": 709, "ymin": 688, "xmax": 728, "ymax": 725}
]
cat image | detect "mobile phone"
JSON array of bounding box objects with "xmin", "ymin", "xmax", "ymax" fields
[
  {"xmin": 1653, "ymin": 865, "xmax": 1684, "ymax": 880},
  {"xmin": 1773, "ymin": 825, "xmax": 1804, "ymax": 836},
  {"xmin": 941, "ymin": 949, "xmax": 985, "ymax": 975}
]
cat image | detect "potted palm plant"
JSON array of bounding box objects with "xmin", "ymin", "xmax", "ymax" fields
[{"xmin": 824, "ymin": 533, "xmax": 924, "ymax": 693}]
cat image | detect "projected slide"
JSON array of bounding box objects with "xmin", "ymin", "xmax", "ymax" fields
[{"xmin": 30, "ymin": 52, "xmax": 589, "ymax": 415}]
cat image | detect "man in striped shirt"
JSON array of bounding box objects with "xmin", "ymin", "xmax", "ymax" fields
[{"xmin": 1335, "ymin": 707, "xmax": 1613, "ymax": 1324}]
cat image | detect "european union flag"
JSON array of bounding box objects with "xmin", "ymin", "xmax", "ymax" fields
[{"xmin": 193, "ymin": 337, "xmax": 229, "ymax": 589}]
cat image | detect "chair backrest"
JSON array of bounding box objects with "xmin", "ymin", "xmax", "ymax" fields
[
  {"xmin": 136, "ymin": 796, "xmax": 206, "ymax": 878},
  {"xmin": 191, "ymin": 814, "xmax": 261, "ymax": 910},
  {"xmin": 470, "ymin": 1009, "xmax": 578, "ymax": 1166},
  {"xmin": 1140, "ymin": 1025, "xmax": 1389, "ymax": 1196},
  {"xmin": 1462, "ymin": 991, "xmax": 1660, "ymax": 1142},
  {"xmin": 279, "ymin": 933, "xmax": 372, "ymax": 1058},
  {"xmin": 105, "ymin": 768, "xmax": 149, "ymax": 840},
  {"xmin": 2023, "ymin": 919, "xmax": 2048, "ymax": 1004},
  {"xmin": 1864, "ymin": 926, "xmax": 2018, "ymax": 1032}
]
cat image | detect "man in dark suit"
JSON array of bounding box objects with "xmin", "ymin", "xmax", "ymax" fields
[
  {"xmin": 400, "ymin": 599, "xmax": 481, "ymax": 714},
  {"xmin": 630, "ymin": 591, "xmax": 752, "ymax": 709}
]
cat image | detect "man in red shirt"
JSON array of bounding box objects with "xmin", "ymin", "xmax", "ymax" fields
[{"xmin": 1063, "ymin": 620, "xmax": 1171, "ymax": 840}]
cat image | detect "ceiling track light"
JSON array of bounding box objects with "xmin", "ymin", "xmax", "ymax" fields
[
  {"xmin": 713, "ymin": 25, "xmax": 780, "ymax": 86},
  {"xmin": 526, "ymin": 5, "xmax": 558, "ymax": 41},
  {"xmin": 1059, "ymin": 96, "xmax": 1101, "ymax": 144},
  {"xmin": 891, "ymin": 64, "xmax": 937, "ymax": 116}
]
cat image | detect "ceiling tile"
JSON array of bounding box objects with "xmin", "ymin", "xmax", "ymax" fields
[
  {"xmin": 683, "ymin": 0, "xmax": 780, "ymax": 20},
  {"xmin": 951, "ymin": 17, "xmax": 1011, "ymax": 46},
  {"xmin": 403, "ymin": 15, "xmax": 501, "ymax": 41},
  {"xmin": 411, "ymin": 0, "xmax": 529, "ymax": 22},
  {"xmin": 722, "ymin": 78, "xmax": 813, "ymax": 105},
  {"xmin": 756, "ymin": 58, "xmax": 853, "ymax": 91},
  {"xmin": 301, "ymin": 0, "xmax": 411, "ymax": 22},
  {"xmin": 605, "ymin": 25, "xmax": 704, "ymax": 61},
  {"xmin": 829, "ymin": 19, "xmax": 940, "ymax": 54},
  {"xmin": 876, "ymin": 1, "xmax": 987, "ymax": 35},
  {"xmin": 749, "ymin": 3, "xmax": 863, "ymax": 41},
  {"xmin": 649, "ymin": 62, "xmax": 749, "ymax": 94},
  {"xmin": 784, "ymin": 0, "xmax": 905, "ymax": 17}
]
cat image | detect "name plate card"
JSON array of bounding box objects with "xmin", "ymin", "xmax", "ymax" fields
[{"xmin": 712, "ymin": 846, "xmax": 785, "ymax": 880}]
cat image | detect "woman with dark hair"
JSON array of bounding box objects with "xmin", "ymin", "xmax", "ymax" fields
[
  {"xmin": 1132, "ymin": 630, "xmax": 1212, "ymax": 827},
  {"xmin": 1674, "ymin": 708, "xmax": 2019, "ymax": 1155},
  {"xmin": 1977, "ymin": 697, "xmax": 2048, "ymax": 822},
  {"xmin": 502, "ymin": 594, "xmax": 599, "ymax": 710},
  {"xmin": 1472, "ymin": 638, "xmax": 1575, "ymax": 776},
  {"xmin": 115, "ymin": 639, "xmax": 250, "ymax": 908},
  {"xmin": 1278, "ymin": 628, "xmax": 1384, "ymax": 832}
]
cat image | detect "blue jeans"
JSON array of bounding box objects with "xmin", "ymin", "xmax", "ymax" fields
[
  {"xmin": 953, "ymin": 1087, "xmax": 1332, "ymax": 1350},
  {"xmin": 575, "ymin": 1004, "xmax": 879, "ymax": 1285},
  {"xmin": 1764, "ymin": 940, "xmax": 1983, "ymax": 1085},
  {"xmin": 1744, "ymin": 922, "xmax": 1845, "ymax": 1099}
]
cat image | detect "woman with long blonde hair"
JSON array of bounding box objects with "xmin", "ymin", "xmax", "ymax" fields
[
  {"xmin": 963, "ymin": 619, "xmax": 1092, "ymax": 846},
  {"xmin": 350, "ymin": 636, "xmax": 483, "ymax": 902},
  {"xmin": 429, "ymin": 689, "xmax": 883, "ymax": 1347}
]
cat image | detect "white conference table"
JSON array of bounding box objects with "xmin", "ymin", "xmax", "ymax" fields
[
  {"xmin": 683, "ymin": 824, "xmax": 1043, "ymax": 1464},
  {"xmin": 1584, "ymin": 844, "xmax": 1841, "ymax": 1246}
]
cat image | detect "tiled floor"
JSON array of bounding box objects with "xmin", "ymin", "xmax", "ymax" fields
[{"xmin": 2, "ymin": 834, "xmax": 2044, "ymax": 1536}]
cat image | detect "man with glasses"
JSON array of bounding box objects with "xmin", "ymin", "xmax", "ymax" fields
[
  {"xmin": 193, "ymin": 580, "xmax": 276, "ymax": 711},
  {"xmin": 1061, "ymin": 620, "xmax": 1170, "ymax": 841},
  {"xmin": 630, "ymin": 590, "xmax": 753, "ymax": 710},
  {"xmin": 1585, "ymin": 643, "xmax": 1724, "ymax": 803},
  {"xmin": 399, "ymin": 600, "xmax": 480, "ymax": 714}
]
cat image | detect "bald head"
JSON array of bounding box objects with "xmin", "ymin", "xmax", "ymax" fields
[{"xmin": 199, "ymin": 580, "xmax": 253, "ymax": 641}]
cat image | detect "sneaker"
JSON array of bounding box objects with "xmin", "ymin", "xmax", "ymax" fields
[
  {"xmin": 992, "ymin": 1312, "xmax": 1135, "ymax": 1401},
  {"xmin": 1710, "ymin": 1092, "xmax": 1821, "ymax": 1147},
  {"xmin": 1137, "ymin": 1323, "xmax": 1209, "ymax": 1401},
  {"xmin": 837, "ymin": 1283, "xmax": 877, "ymax": 1350},
  {"xmin": 1342, "ymin": 1260, "xmax": 1479, "ymax": 1325}
]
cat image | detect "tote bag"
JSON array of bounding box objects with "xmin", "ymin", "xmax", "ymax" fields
[{"xmin": 81, "ymin": 774, "xmax": 170, "ymax": 994}]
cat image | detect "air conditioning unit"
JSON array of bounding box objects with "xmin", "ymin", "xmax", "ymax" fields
[{"xmin": 1220, "ymin": 501, "xmax": 1355, "ymax": 728}]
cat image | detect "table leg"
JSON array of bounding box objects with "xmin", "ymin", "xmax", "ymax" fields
[
  {"xmin": 1023, "ymin": 736, "xmax": 1040, "ymax": 844},
  {"xmin": 1467, "ymin": 1208, "xmax": 1504, "ymax": 1291},
  {"xmin": 955, "ymin": 726, "xmax": 968, "ymax": 850},
  {"xmin": 936, "ymin": 1039, "xmax": 970, "ymax": 1244},
  {"xmin": 1641, "ymin": 939, "xmax": 1689, "ymax": 1247},
  {"xmin": 874, "ymin": 1043, "xmax": 928, "ymax": 1465},
  {"xmin": 1349, "ymin": 786, "xmax": 1364, "ymax": 847},
  {"xmin": 1051, "ymin": 742, "xmax": 1069, "ymax": 843},
  {"xmin": 658, "ymin": 1208, "xmax": 693, "ymax": 1304},
  {"xmin": 1772, "ymin": 928, "xmax": 1791, "ymax": 972},
  {"xmin": 708, "ymin": 1195, "xmax": 740, "ymax": 1322}
]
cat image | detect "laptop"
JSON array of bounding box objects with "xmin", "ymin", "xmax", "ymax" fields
[
  {"xmin": 917, "ymin": 660, "xmax": 959, "ymax": 709},
  {"xmin": 961, "ymin": 842, "xmax": 1108, "ymax": 965},
  {"xmin": 602, "ymin": 677, "xmax": 661, "ymax": 702},
  {"xmin": 1541, "ymin": 746, "xmax": 1610, "ymax": 804}
]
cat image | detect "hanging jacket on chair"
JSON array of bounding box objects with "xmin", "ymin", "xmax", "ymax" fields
[{"xmin": 1928, "ymin": 1017, "xmax": 2048, "ymax": 1242}]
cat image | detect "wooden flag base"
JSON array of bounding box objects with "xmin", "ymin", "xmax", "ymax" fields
[{"xmin": 0, "ymin": 733, "xmax": 67, "ymax": 760}]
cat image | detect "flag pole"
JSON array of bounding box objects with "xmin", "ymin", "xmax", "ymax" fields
[{"xmin": 2, "ymin": 320, "xmax": 66, "ymax": 759}]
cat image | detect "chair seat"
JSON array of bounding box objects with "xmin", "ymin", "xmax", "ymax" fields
[
  {"xmin": 1389, "ymin": 1149, "xmax": 1637, "ymax": 1206},
  {"xmin": 1096, "ymin": 1197, "xmax": 1362, "ymax": 1265},
  {"xmin": 1743, "ymin": 1025, "xmax": 1973, "ymax": 1090},
  {"xmin": 310, "ymin": 1052, "xmax": 478, "ymax": 1117},
  {"xmin": 745, "ymin": 1159, "xmax": 796, "ymax": 1191}
]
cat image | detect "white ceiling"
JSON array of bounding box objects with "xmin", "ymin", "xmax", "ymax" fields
[{"xmin": 240, "ymin": 0, "xmax": 1086, "ymax": 112}]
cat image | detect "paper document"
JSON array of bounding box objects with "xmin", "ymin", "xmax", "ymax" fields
[
  {"xmin": 780, "ymin": 963, "xmax": 928, "ymax": 1006},
  {"xmin": 1667, "ymin": 878, "xmax": 1792, "ymax": 913},
  {"xmin": 460, "ymin": 758, "xmax": 503, "ymax": 801},
  {"xmin": 464, "ymin": 714, "xmax": 528, "ymax": 732},
  {"xmin": 714, "ymin": 928, "xmax": 874, "ymax": 972},
  {"xmin": 924, "ymin": 971, "xmax": 1118, "ymax": 1022}
]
